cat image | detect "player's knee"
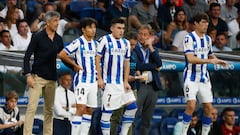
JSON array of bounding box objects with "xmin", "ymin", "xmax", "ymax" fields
[
  {"xmin": 101, "ymin": 108, "xmax": 113, "ymax": 121},
  {"xmin": 125, "ymin": 102, "xmax": 137, "ymax": 116}
]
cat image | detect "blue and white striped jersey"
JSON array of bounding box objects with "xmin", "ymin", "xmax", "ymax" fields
[
  {"xmin": 97, "ymin": 34, "xmax": 131, "ymax": 84},
  {"xmin": 183, "ymin": 31, "xmax": 213, "ymax": 83},
  {"xmin": 64, "ymin": 35, "xmax": 98, "ymax": 84}
]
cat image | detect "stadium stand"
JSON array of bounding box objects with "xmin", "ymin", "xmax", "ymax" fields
[{"xmin": 159, "ymin": 117, "xmax": 178, "ymax": 135}]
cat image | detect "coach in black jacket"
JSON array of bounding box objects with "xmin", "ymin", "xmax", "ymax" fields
[{"xmin": 133, "ymin": 25, "xmax": 162, "ymax": 135}]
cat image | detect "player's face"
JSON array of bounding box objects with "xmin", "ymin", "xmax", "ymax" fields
[
  {"xmin": 195, "ymin": 19, "xmax": 209, "ymax": 34},
  {"xmin": 60, "ymin": 74, "xmax": 72, "ymax": 89},
  {"xmin": 111, "ymin": 23, "xmax": 125, "ymax": 39},
  {"xmin": 46, "ymin": 16, "xmax": 59, "ymax": 32},
  {"xmin": 6, "ymin": 98, "xmax": 17, "ymax": 111},
  {"xmin": 82, "ymin": 23, "xmax": 96, "ymax": 40}
]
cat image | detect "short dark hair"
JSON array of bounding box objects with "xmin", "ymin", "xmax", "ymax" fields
[
  {"xmin": 111, "ymin": 18, "xmax": 125, "ymax": 26},
  {"xmin": 216, "ymin": 32, "xmax": 228, "ymax": 39},
  {"xmin": 125, "ymin": 31, "xmax": 137, "ymax": 40},
  {"xmin": 192, "ymin": 111, "xmax": 198, "ymax": 117},
  {"xmin": 207, "ymin": 26, "xmax": 216, "ymax": 34},
  {"xmin": 43, "ymin": 2, "xmax": 56, "ymax": 12},
  {"xmin": 58, "ymin": 71, "xmax": 71, "ymax": 79},
  {"xmin": 16, "ymin": 19, "xmax": 28, "ymax": 29},
  {"xmin": 6, "ymin": 91, "xmax": 18, "ymax": 101},
  {"xmin": 209, "ymin": 2, "xmax": 221, "ymax": 11},
  {"xmin": 79, "ymin": 17, "xmax": 97, "ymax": 29},
  {"xmin": 0, "ymin": 29, "xmax": 10, "ymax": 37},
  {"xmin": 193, "ymin": 12, "xmax": 209, "ymax": 23},
  {"xmin": 221, "ymin": 107, "xmax": 235, "ymax": 117}
]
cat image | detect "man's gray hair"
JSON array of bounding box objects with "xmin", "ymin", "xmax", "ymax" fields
[{"xmin": 44, "ymin": 11, "xmax": 60, "ymax": 22}]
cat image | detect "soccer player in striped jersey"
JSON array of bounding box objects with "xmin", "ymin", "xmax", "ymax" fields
[
  {"xmin": 58, "ymin": 18, "xmax": 98, "ymax": 135},
  {"xmin": 181, "ymin": 12, "xmax": 228, "ymax": 135},
  {"xmin": 96, "ymin": 18, "xmax": 137, "ymax": 135}
]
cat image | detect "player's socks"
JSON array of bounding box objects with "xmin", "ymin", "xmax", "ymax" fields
[
  {"xmin": 120, "ymin": 102, "xmax": 137, "ymax": 135},
  {"xmin": 71, "ymin": 115, "xmax": 82, "ymax": 135},
  {"xmin": 181, "ymin": 112, "xmax": 192, "ymax": 135},
  {"xmin": 101, "ymin": 108, "xmax": 113, "ymax": 135},
  {"xmin": 80, "ymin": 114, "xmax": 92, "ymax": 135},
  {"xmin": 201, "ymin": 115, "xmax": 212, "ymax": 135}
]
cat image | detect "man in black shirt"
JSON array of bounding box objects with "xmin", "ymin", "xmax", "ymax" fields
[{"xmin": 23, "ymin": 11, "xmax": 64, "ymax": 135}]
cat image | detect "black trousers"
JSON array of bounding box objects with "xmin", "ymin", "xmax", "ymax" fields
[
  {"xmin": 0, "ymin": 124, "xmax": 23, "ymax": 135},
  {"xmin": 53, "ymin": 118, "xmax": 71, "ymax": 135}
]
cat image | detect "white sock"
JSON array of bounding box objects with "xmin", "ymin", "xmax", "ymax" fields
[
  {"xmin": 80, "ymin": 114, "xmax": 92, "ymax": 135},
  {"xmin": 201, "ymin": 125, "xmax": 211, "ymax": 135},
  {"xmin": 101, "ymin": 110, "xmax": 112, "ymax": 135},
  {"xmin": 181, "ymin": 121, "xmax": 190, "ymax": 135},
  {"xmin": 71, "ymin": 116, "xmax": 82, "ymax": 135},
  {"xmin": 119, "ymin": 104, "xmax": 137, "ymax": 135}
]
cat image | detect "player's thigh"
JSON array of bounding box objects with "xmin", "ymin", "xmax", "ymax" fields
[
  {"xmin": 197, "ymin": 81, "xmax": 213, "ymax": 103},
  {"xmin": 86, "ymin": 82, "xmax": 98, "ymax": 108},
  {"xmin": 102, "ymin": 84, "xmax": 124, "ymax": 110},
  {"xmin": 74, "ymin": 83, "xmax": 90, "ymax": 105},
  {"xmin": 183, "ymin": 80, "xmax": 198, "ymax": 101},
  {"xmin": 122, "ymin": 90, "xmax": 136, "ymax": 105}
]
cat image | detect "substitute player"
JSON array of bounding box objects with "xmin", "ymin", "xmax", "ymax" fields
[
  {"xmin": 96, "ymin": 18, "xmax": 137, "ymax": 135},
  {"xmin": 58, "ymin": 18, "xmax": 98, "ymax": 135},
  {"xmin": 181, "ymin": 12, "xmax": 228, "ymax": 135}
]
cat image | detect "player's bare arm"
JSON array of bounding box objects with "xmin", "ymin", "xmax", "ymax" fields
[
  {"xmin": 95, "ymin": 55, "xmax": 105, "ymax": 89},
  {"xmin": 209, "ymin": 54, "xmax": 229, "ymax": 67},
  {"xmin": 124, "ymin": 59, "xmax": 131, "ymax": 92},
  {"xmin": 58, "ymin": 50, "xmax": 82, "ymax": 72}
]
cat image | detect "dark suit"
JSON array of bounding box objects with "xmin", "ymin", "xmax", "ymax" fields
[{"xmin": 133, "ymin": 43, "xmax": 162, "ymax": 135}]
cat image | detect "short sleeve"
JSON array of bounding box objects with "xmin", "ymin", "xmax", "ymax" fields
[
  {"xmin": 183, "ymin": 35, "xmax": 194, "ymax": 54},
  {"xmin": 97, "ymin": 36, "xmax": 107, "ymax": 56},
  {"xmin": 64, "ymin": 38, "xmax": 80, "ymax": 55}
]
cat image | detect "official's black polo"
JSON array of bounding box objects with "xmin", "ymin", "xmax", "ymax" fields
[{"xmin": 23, "ymin": 29, "xmax": 63, "ymax": 81}]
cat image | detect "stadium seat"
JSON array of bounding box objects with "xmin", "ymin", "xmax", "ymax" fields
[
  {"xmin": 149, "ymin": 108, "xmax": 168, "ymax": 135},
  {"xmin": 69, "ymin": 1, "xmax": 92, "ymax": 13},
  {"xmin": 197, "ymin": 108, "xmax": 204, "ymax": 119},
  {"xmin": 79, "ymin": 8, "xmax": 104, "ymax": 23},
  {"xmin": 32, "ymin": 118, "xmax": 43, "ymax": 135},
  {"xmin": 26, "ymin": 1, "xmax": 38, "ymax": 13},
  {"xmin": 169, "ymin": 108, "xmax": 185, "ymax": 121},
  {"xmin": 159, "ymin": 117, "xmax": 178, "ymax": 135},
  {"xmin": 123, "ymin": 0, "xmax": 138, "ymax": 9}
]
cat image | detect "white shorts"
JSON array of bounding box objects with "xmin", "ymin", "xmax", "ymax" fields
[
  {"xmin": 102, "ymin": 84, "xmax": 136, "ymax": 111},
  {"xmin": 74, "ymin": 82, "xmax": 98, "ymax": 108},
  {"xmin": 183, "ymin": 79, "xmax": 213, "ymax": 103}
]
